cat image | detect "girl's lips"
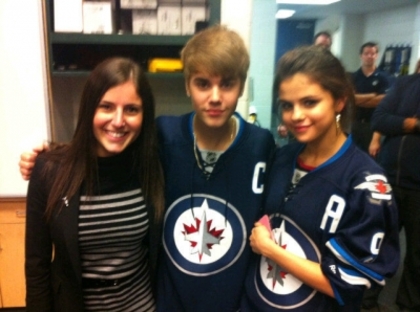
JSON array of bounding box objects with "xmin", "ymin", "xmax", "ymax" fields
[
  {"xmin": 293, "ymin": 125, "xmax": 310, "ymax": 133},
  {"xmin": 104, "ymin": 130, "xmax": 127, "ymax": 141}
]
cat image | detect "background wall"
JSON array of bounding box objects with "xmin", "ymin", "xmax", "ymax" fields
[
  {"xmin": 0, "ymin": 0, "xmax": 49, "ymax": 197},
  {"xmin": 363, "ymin": 3, "xmax": 420, "ymax": 74},
  {"xmin": 248, "ymin": 0, "xmax": 276, "ymax": 131},
  {"xmin": 250, "ymin": 1, "xmax": 420, "ymax": 131},
  {"xmin": 2, "ymin": 0, "xmax": 420, "ymax": 196}
]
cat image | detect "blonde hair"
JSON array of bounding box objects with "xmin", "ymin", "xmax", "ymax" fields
[{"xmin": 181, "ymin": 25, "xmax": 250, "ymax": 88}]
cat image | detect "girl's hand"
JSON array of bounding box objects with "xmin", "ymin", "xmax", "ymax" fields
[{"xmin": 249, "ymin": 222, "xmax": 275, "ymax": 256}]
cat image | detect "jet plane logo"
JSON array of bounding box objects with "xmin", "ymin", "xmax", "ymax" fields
[
  {"xmin": 254, "ymin": 214, "xmax": 321, "ymax": 309},
  {"xmin": 355, "ymin": 174, "xmax": 392, "ymax": 200},
  {"xmin": 163, "ymin": 194, "xmax": 246, "ymax": 276}
]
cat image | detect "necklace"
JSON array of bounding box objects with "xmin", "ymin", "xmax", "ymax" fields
[
  {"xmin": 193, "ymin": 116, "xmax": 236, "ymax": 150},
  {"xmin": 193, "ymin": 116, "xmax": 236, "ymax": 177}
]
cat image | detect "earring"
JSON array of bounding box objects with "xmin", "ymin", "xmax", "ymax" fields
[{"xmin": 336, "ymin": 114, "xmax": 341, "ymax": 129}]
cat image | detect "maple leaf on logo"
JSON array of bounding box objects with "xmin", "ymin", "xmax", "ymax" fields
[
  {"xmin": 265, "ymin": 220, "xmax": 289, "ymax": 289},
  {"xmin": 182, "ymin": 200, "xmax": 225, "ymax": 261},
  {"xmin": 266, "ymin": 243, "xmax": 288, "ymax": 289},
  {"xmin": 375, "ymin": 180, "xmax": 387, "ymax": 194}
]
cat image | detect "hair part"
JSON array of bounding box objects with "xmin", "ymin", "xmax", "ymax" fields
[
  {"xmin": 44, "ymin": 57, "xmax": 164, "ymax": 223},
  {"xmin": 275, "ymin": 45, "xmax": 354, "ymax": 131},
  {"xmin": 181, "ymin": 24, "xmax": 250, "ymax": 89}
]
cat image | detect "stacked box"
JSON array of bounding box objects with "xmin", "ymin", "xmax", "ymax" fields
[
  {"xmin": 83, "ymin": 2, "xmax": 113, "ymax": 34},
  {"xmin": 132, "ymin": 10, "xmax": 158, "ymax": 34},
  {"xmin": 157, "ymin": 5, "xmax": 182, "ymax": 35},
  {"xmin": 181, "ymin": 6, "xmax": 206, "ymax": 35}
]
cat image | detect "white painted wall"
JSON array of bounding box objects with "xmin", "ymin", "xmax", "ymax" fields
[
  {"xmin": 221, "ymin": 0, "xmax": 253, "ymax": 118},
  {"xmin": 249, "ymin": 0, "xmax": 277, "ymax": 130},
  {"xmin": 0, "ymin": 0, "xmax": 49, "ymax": 197},
  {"xmin": 363, "ymin": 3, "xmax": 420, "ymax": 74}
]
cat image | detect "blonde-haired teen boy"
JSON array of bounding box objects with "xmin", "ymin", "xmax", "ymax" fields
[{"xmin": 155, "ymin": 25, "xmax": 275, "ymax": 311}]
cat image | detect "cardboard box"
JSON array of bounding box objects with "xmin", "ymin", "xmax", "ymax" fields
[
  {"xmin": 181, "ymin": 6, "xmax": 206, "ymax": 35},
  {"xmin": 53, "ymin": 0, "xmax": 83, "ymax": 32},
  {"xmin": 157, "ymin": 5, "xmax": 181, "ymax": 35},
  {"xmin": 120, "ymin": 0, "xmax": 157, "ymax": 9},
  {"xmin": 132, "ymin": 10, "xmax": 158, "ymax": 35},
  {"xmin": 83, "ymin": 2, "xmax": 113, "ymax": 34}
]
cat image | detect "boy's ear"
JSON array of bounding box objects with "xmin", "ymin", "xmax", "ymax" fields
[{"xmin": 185, "ymin": 82, "xmax": 190, "ymax": 97}]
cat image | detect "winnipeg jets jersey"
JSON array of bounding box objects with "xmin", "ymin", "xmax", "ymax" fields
[
  {"xmin": 156, "ymin": 112, "xmax": 276, "ymax": 312},
  {"xmin": 241, "ymin": 137, "xmax": 400, "ymax": 311}
]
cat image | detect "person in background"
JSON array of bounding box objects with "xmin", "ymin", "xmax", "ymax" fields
[
  {"xmin": 241, "ymin": 46, "xmax": 400, "ymax": 311},
  {"xmin": 351, "ymin": 42, "xmax": 389, "ymax": 157},
  {"xmin": 247, "ymin": 105, "xmax": 261, "ymax": 126},
  {"xmin": 155, "ymin": 25, "xmax": 275, "ymax": 312},
  {"xmin": 25, "ymin": 57, "xmax": 164, "ymax": 312},
  {"xmin": 371, "ymin": 71, "xmax": 420, "ymax": 312},
  {"xmin": 313, "ymin": 31, "xmax": 332, "ymax": 50}
]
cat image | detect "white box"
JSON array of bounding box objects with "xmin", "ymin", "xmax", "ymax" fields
[
  {"xmin": 157, "ymin": 6, "xmax": 181, "ymax": 35},
  {"xmin": 120, "ymin": 0, "xmax": 157, "ymax": 9},
  {"xmin": 132, "ymin": 10, "xmax": 158, "ymax": 35},
  {"xmin": 181, "ymin": 6, "xmax": 206, "ymax": 35},
  {"xmin": 53, "ymin": 0, "xmax": 83, "ymax": 32},
  {"xmin": 83, "ymin": 2, "xmax": 113, "ymax": 34}
]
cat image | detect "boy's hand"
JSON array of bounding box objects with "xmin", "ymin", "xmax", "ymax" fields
[{"xmin": 19, "ymin": 142, "xmax": 49, "ymax": 180}]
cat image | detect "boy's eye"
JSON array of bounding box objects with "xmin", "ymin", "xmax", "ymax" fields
[
  {"xmin": 194, "ymin": 78, "xmax": 210, "ymax": 89},
  {"xmin": 220, "ymin": 80, "xmax": 235, "ymax": 89}
]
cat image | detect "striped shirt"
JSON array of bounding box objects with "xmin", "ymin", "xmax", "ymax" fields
[{"xmin": 79, "ymin": 153, "xmax": 155, "ymax": 311}]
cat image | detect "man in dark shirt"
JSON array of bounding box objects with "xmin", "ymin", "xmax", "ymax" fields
[{"xmin": 352, "ymin": 42, "xmax": 389, "ymax": 155}]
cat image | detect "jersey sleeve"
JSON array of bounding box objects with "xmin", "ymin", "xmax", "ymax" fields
[{"xmin": 320, "ymin": 171, "xmax": 400, "ymax": 305}]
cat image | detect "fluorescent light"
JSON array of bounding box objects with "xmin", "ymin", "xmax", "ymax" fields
[
  {"xmin": 276, "ymin": 9, "xmax": 295, "ymax": 19},
  {"xmin": 277, "ymin": 0, "xmax": 340, "ymax": 4}
]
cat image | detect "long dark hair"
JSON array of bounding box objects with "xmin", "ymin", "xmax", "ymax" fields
[
  {"xmin": 274, "ymin": 45, "xmax": 354, "ymax": 131},
  {"xmin": 44, "ymin": 57, "xmax": 164, "ymax": 222}
]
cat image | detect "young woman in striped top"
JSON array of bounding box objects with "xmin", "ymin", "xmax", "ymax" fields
[{"xmin": 25, "ymin": 57, "xmax": 164, "ymax": 312}]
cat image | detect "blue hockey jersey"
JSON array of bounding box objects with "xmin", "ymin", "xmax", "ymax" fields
[
  {"xmin": 241, "ymin": 136, "xmax": 400, "ymax": 311},
  {"xmin": 156, "ymin": 112, "xmax": 276, "ymax": 312}
]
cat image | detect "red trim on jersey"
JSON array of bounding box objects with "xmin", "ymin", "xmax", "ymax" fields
[{"xmin": 297, "ymin": 157, "xmax": 316, "ymax": 171}]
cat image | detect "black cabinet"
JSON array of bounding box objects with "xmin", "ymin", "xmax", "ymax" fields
[
  {"xmin": 43, "ymin": 0, "xmax": 220, "ymax": 141},
  {"xmin": 45, "ymin": 0, "xmax": 220, "ymax": 75}
]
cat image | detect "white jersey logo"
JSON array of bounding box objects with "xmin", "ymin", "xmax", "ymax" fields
[
  {"xmin": 182, "ymin": 199, "xmax": 225, "ymax": 261},
  {"xmin": 163, "ymin": 194, "xmax": 246, "ymax": 276},
  {"xmin": 355, "ymin": 174, "xmax": 392, "ymax": 200},
  {"xmin": 254, "ymin": 214, "xmax": 321, "ymax": 309}
]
